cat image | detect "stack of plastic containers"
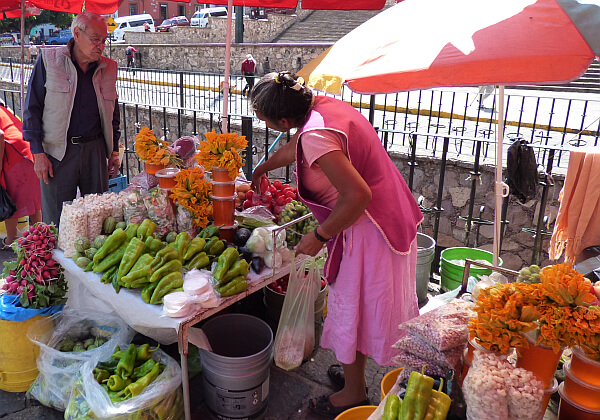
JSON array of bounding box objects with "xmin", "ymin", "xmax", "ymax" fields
[
  {"xmin": 558, "ymin": 346, "xmax": 600, "ymax": 419},
  {"xmin": 211, "ymin": 167, "xmax": 237, "ymax": 242}
]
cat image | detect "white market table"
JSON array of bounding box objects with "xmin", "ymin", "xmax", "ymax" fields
[{"xmin": 54, "ymin": 250, "xmax": 296, "ymax": 420}]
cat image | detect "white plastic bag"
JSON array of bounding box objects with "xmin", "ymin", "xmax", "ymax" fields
[
  {"xmin": 26, "ymin": 309, "xmax": 134, "ymax": 410},
  {"xmin": 64, "ymin": 348, "xmax": 183, "ymax": 420},
  {"xmin": 273, "ymin": 255, "xmax": 320, "ymax": 370}
]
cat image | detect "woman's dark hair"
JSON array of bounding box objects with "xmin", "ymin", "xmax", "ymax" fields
[{"xmin": 249, "ymin": 71, "xmax": 313, "ymax": 126}]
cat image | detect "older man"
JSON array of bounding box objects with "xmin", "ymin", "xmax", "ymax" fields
[{"xmin": 23, "ymin": 11, "xmax": 121, "ymax": 227}]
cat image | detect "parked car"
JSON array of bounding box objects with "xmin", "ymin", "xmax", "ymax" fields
[
  {"xmin": 47, "ymin": 29, "xmax": 73, "ymax": 45},
  {"xmin": 156, "ymin": 16, "xmax": 190, "ymax": 32}
]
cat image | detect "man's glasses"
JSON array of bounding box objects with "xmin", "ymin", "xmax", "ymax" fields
[{"xmin": 79, "ymin": 29, "xmax": 107, "ymax": 46}]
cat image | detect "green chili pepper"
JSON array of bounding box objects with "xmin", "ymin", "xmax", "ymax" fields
[
  {"xmin": 132, "ymin": 358, "xmax": 156, "ymax": 380},
  {"xmin": 143, "ymin": 237, "xmax": 164, "ymax": 257},
  {"xmin": 94, "ymin": 241, "xmax": 129, "ymax": 273},
  {"xmin": 200, "ymin": 224, "xmax": 221, "ymax": 238},
  {"xmin": 150, "ymin": 271, "xmax": 184, "ymax": 304},
  {"xmin": 84, "ymin": 260, "xmax": 94, "ymax": 272},
  {"xmin": 423, "ymin": 379, "xmax": 451, "ymax": 420},
  {"xmin": 213, "ymin": 247, "xmax": 239, "ymax": 282},
  {"xmin": 106, "ymin": 374, "xmax": 132, "ymax": 391},
  {"xmin": 183, "ymin": 237, "xmax": 206, "ymax": 262},
  {"xmin": 173, "ymin": 232, "xmax": 191, "ymax": 260},
  {"xmin": 185, "ymin": 251, "xmax": 210, "ymax": 270},
  {"xmin": 207, "ymin": 239, "xmax": 226, "ymax": 256},
  {"xmin": 117, "ymin": 237, "xmax": 146, "ymax": 282},
  {"xmin": 399, "ymin": 366, "xmax": 434, "ymax": 420},
  {"xmin": 126, "ymin": 276, "xmax": 150, "ymax": 289},
  {"xmin": 96, "ymin": 357, "xmax": 119, "ymax": 372},
  {"xmin": 136, "ymin": 344, "xmax": 160, "ymax": 362},
  {"xmin": 112, "ymin": 268, "xmax": 121, "ymax": 293},
  {"xmin": 382, "ymin": 393, "xmax": 402, "ymax": 420},
  {"xmin": 149, "ymin": 259, "xmax": 182, "ymax": 283},
  {"xmin": 141, "ymin": 282, "xmax": 159, "ymax": 304},
  {"xmin": 217, "ymin": 259, "xmax": 249, "ymax": 286},
  {"xmin": 215, "ymin": 276, "xmax": 247, "ymax": 297},
  {"xmin": 120, "ymin": 361, "xmax": 162, "ymax": 399},
  {"xmin": 115, "ymin": 344, "xmax": 137, "ymax": 379},
  {"xmin": 202, "ymin": 236, "xmax": 219, "ymax": 253},
  {"xmin": 107, "ymin": 389, "xmax": 126, "ymax": 403},
  {"xmin": 125, "ymin": 223, "xmax": 139, "ymax": 240},
  {"xmin": 120, "ymin": 253, "xmax": 154, "ymax": 284},
  {"xmin": 100, "ymin": 264, "xmax": 119, "ymax": 284},
  {"xmin": 93, "ymin": 228, "xmax": 128, "ymax": 265},
  {"xmin": 137, "ymin": 219, "xmax": 157, "ymax": 241},
  {"xmin": 94, "ymin": 368, "xmax": 111, "ymax": 384},
  {"xmin": 150, "ymin": 245, "xmax": 179, "ymax": 272}
]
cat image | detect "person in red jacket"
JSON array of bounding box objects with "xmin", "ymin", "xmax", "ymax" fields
[
  {"xmin": 0, "ymin": 101, "xmax": 42, "ymax": 249},
  {"xmin": 125, "ymin": 44, "xmax": 138, "ymax": 73},
  {"xmin": 241, "ymin": 53, "xmax": 256, "ymax": 97}
]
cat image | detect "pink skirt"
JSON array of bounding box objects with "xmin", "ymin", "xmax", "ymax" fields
[
  {"xmin": 320, "ymin": 215, "xmax": 419, "ymax": 366},
  {"xmin": 4, "ymin": 158, "xmax": 42, "ymax": 219}
]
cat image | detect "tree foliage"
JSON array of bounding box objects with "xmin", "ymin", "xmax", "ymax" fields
[{"xmin": 0, "ymin": 10, "xmax": 74, "ymax": 34}]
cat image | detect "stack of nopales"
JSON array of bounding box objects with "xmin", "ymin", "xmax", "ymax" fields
[{"xmin": 393, "ymin": 299, "xmax": 475, "ymax": 383}]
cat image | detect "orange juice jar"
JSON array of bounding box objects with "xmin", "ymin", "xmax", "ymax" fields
[
  {"xmin": 558, "ymin": 382, "xmax": 600, "ymax": 420},
  {"xmin": 211, "ymin": 194, "xmax": 236, "ymax": 227},
  {"xmin": 570, "ymin": 346, "xmax": 600, "ymax": 387},
  {"xmin": 155, "ymin": 167, "xmax": 180, "ymax": 189},
  {"xmin": 211, "ymin": 181, "xmax": 235, "ymax": 197}
]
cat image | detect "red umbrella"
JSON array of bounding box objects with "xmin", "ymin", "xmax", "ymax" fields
[{"xmin": 299, "ymin": 0, "xmax": 600, "ymax": 265}]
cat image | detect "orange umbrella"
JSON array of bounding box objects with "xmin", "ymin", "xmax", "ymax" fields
[{"xmin": 299, "ymin": 0, "xmax": 600, "ymax": 265}]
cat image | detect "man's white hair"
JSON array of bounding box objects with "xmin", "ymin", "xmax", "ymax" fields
[{"xmin": 71, "ymin": 11, "xmax": 107, "ymax": 33}]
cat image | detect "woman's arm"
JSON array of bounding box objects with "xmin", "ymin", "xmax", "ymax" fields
[
  {"xmin": 251, "ymin": 131, "xmax": 298, "ymax": 193},
  {"xmin": 295, "ymin": 150, "xmax": 372, "ymax": 256}
]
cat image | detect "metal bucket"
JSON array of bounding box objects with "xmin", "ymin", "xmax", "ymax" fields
[
  {"xmin": 416, "ymin": 233, "xmax": 436, "ymax": 304},
  {"xmin": 200, "ymin": 314, "xmax": 273, "ymax": 420}
]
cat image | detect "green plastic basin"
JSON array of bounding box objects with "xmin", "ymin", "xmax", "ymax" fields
[{"xmin": 440, "ymin": 247, "xmax": 502, "ymax": 290}]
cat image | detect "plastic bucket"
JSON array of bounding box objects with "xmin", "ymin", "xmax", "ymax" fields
[
  {"xmin": 557, "ymin": 382, "xmax": 600, "ymax": 420},
  {"xmin": 263, "ymin": 282, "xmax": 328, "ymax": 353},
  {"xmin": 440, "ymin": 247, "xmax": 501, "ymax": 291},
  {"xmin": 416, "ymin": 233, "xmax": 435, "ymax": 304},
  {"xmin": 334, "ymin": 405, "xmax": 378, "ymax": 420},
  {"xmin": 200, "ymin": 314, "xmax": 273, "ymax": 420},
  {"xmin": 0, "ymin": 315, "xmax": 50, "ymax": 392},
  {"xmin": 380, "ymin": 367, "xmax": 403, "ymax": 401}
]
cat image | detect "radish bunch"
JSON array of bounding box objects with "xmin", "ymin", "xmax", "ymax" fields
[{"xmin": 1, "ymin": 222, "xmax": 68, "ymax": 309}]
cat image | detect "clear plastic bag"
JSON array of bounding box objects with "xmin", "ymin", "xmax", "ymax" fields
[
  {"xmin": 399, "ymin": 299, "xmax": 475, "ymax": 350},
  {"xmin": 123, "ymin": 189, "xmax": 149, "ymax": 225},
  {"xmin": 58, "ymin": 199, "xmax": 88, "ymax": 258},
  {"xmin": 26, "ymin": 309, "xmax": 134, "ymax": 410},
  {"xmin": 64, "ymin": 348, "xmax": 183, "ymax": 420},
  {"xmin": 144, "ymin": 188, "xmax": 176, "ymax": 239},
  {"xmin": 392, "ymin": 335, "xmax": 464, "ymax": 371},
  {"xmin": 176, "ymin": 204, "xmax": 198, "ymax": 237},
  {"xmin": 84, "ymin": 193, "xmax": 113, "ymax": 241},
  {"xmin": 273, "ymin": 255, "xmax": 321, "ymax": 370}
]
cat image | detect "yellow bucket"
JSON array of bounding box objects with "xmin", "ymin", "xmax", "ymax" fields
[
  {"xmin": 0, "ymin": 315, "xmax": 49, "ymax": 392},
  {"xmin": 334, "ymin": 405, "xmax": 378, "ymax": 420},
  {"xmin": 380, "ymin": 367, "xmax": 403, "ymax": 401},
  {"xmin": 0, "ymin": 218, "xmax": 29, "ymax": 236}
]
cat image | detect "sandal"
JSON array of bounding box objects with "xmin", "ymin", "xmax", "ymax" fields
[
  {"xmin": 308, "ymin": 394, "xmax": 370, "ymax": 417},
  {"xmin": 327, "ymin": 364, "xmax": 369, "ymax": 393},
  {"xmin": 1, "ymin": 238, "xmax": 12, "ymax": 251}
]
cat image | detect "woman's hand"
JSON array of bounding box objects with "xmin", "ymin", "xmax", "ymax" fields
[{"xmin": 295, "ymin": 231, "xmax": 325, "ymax": 257}]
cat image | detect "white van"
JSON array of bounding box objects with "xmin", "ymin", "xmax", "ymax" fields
[
  {"xmin": 111, "ymin": 14, "xmax": 155, "ymax": 41},
  {"xmin": 190, "ymin": 7, "xmax": 227, "ymax": 28}
]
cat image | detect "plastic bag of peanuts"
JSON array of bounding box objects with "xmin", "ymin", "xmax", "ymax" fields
[{"xmin": 463, "ymin": 350, "xmax": 544, "ymax": 420}]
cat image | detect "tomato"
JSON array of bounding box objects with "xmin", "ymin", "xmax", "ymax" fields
[
  {"xmin": 243, "ymin": 200, "xmax": 253, "ymax": 209},
  {"xmin": 261, "ymin": 191, "xmax": 273, "ymax": 204},
  {"xmin": 269, "ymin": 185, "xmax": 278, "ymax": 195},
  {"xmin": 260, "ymin": 177, "xmax": 271, "ymax": 194},
  {"xmin": 275, "ymin": 195, "xmax": 286, "ymax": 206},
  {"xmin": 284, "ymin": 197, "xmax": 294, "ymax": 204},
  {"xmin": 246, "ymin": 190, "xmax": 254, "ymax": 200},
  {"xmin": 284, "ymin": 190, "xmax": 297, "ymax": 199},
  {"xmin": 274, "ymin": 286, "xmax": 283, "ymax": 294},
  {"xmin": 273, "ymin": 180, "xmax": 283, "ymax": 189},
  {"xmin": 321, "ymin": 279, "xmax": 327, "ymax": 290}
]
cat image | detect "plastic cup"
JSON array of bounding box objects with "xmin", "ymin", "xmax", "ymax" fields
[
  {"xmin": 144, "ymin": 161, "xmax": 166, "ymax": 175},
  {"xmin": 558, "ymin": 382, "xmax": 600, "ymax": 420},
  {"xmin": 212, "ymin": 167, "xmax": 234, "ymax": 182},
  {"xmin": 461, "ymin": 348, "xmax": 472, "ymax": 387},
  {"xmin": 516, "ymin": 330, "xmax": 563, "ymax": 388},
  {"xmin": 562, "ymin": 360, "xmax": 600, "ymax": 410},
  {"xmin": 211, "ymin": 180, "xmax": 235, "ymax": 197},
  {"xmin": 218, "ymin": 221, "xmax": 238, "ymax": 243},
  {"xmin": 570, "ymin": 346, "xmax": 600, "ymax": 387},
  {"xmin": 155, "ymin": 167, "xmax": 180, "ymax": 189},
  {"xmin": 211, "ymin": 194, "xmax": 236, "ymax": 227},
  {"xmin": 539, "ymin": 378, "xmax": 559, "ymax": 420}
]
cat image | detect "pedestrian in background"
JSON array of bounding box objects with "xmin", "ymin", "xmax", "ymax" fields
[
  {"xmin": 23, "ymin": 11, "xmax": 121, "ymax": 228},
  {"xmin": 250, "ymin": 71, "xmax": 422, "ymax": 417},
  {"xmin": 28, "ymin": 42, "xmax": 38, "ymax": 62},
  {"xmin": 241, "ymin": 53, "xmax": 256, "ymax": 97},
  {"xmin": 125, "ymin": 44, "xmax": 138, "ymax": 73},
  {"xmin": 0, "ymin": 100, "xmax": 42, "ymax": 249}
]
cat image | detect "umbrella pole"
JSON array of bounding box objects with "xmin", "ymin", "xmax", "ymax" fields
[
  {"xmin": 221, "ymin": 0, "xmax": 233, "ymax": 134},
  {"xmin": 493, "ymin": 86, "xmax": 505, "ymax": 266},
  {"xmin": 20, "ymin": 0, "xmax": 25, "ymax": 114}
]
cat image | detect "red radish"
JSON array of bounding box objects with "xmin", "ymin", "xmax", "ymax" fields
[{"xmin": 5, "ymin": 276, "xmax": 14, "ymax": 283}]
